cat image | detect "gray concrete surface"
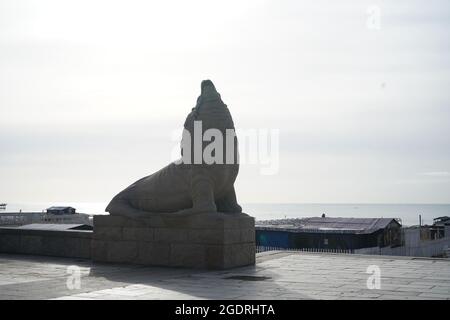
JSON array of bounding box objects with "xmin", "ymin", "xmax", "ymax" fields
[{"xmin": 0, "ymin": 251, "xmax": 449, "ymax": 300}]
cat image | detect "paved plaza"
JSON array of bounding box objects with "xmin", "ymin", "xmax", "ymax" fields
[{"xmin": 0, "ymin": 251, "xmax": 449, "ymax": 300}]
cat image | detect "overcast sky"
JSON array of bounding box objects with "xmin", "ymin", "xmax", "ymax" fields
[{"xmin": 1, "ymin": 0, "xmax": 449, "ymax": 204}]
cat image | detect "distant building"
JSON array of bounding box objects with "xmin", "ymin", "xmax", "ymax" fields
[
  {"xmin": 15, "ymin": 223, "xmax": 93, "ymax": 231},
  {"xmin": 402, "ymin": 226, "xmax": 421, "ymax": 247},
  {"xmin": 256, "ymin": 217, "xmax": 402, "ymax": 250},
  {"xmin": 46, "ymin": 206, "xmax": 76, "ymax": 215},
  {"xmin": 416, "ymin": 216, "xmax": 450, "ymax": 241},
  {"xmin": 433, "ymin": 216, "xmax": 450, "ymax": 239}
]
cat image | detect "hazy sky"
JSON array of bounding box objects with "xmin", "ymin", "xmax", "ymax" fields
[{"xmin": 1, "ymin": 0, "xmax": 449, "ymax": 204}]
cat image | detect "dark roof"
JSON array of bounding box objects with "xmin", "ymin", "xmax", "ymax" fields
[
  {"xmin": 433, "ymin": 216, "xmax": 450, "ymax": 226},
  {"xmin": 256, "ymin": 217, "xmax": 401, "ymax": 234},
  {"xmin": 15, "ymin": 224, "xmax": 92, "ymax": 231},
  {"xmin": 46, "ymin": 206, "xmax": 75, "ymax": 210}
]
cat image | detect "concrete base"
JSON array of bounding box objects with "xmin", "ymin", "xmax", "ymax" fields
[
  {"xmin": 0, "ymin": 227, "xmax": 92, "ymax": 259},
  {"xmin": 91, "ymin": 212, "xmax": 255, "ymax": 269}
]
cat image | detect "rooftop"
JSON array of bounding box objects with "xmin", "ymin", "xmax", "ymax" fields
[
  {"xmin": 13, "ymin": 223, "xmax": 93, "ymax": 231},
  {"xmin": 256, "ymin": 217, "xmax": 401, "ymax": 234},
  {"xmin": 46, "ymin": 207, "xmax": 75, "ymax": 210},
  {"xmin": 1, "ymin": 252, "xmax": 449, "ymax": 300}
]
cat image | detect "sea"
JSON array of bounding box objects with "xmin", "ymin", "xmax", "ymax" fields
[{"xmin": 2, "ymin": 202, "xmax": 450, "ymax": 227}]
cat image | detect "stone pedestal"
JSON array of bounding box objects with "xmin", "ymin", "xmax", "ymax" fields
[{"xmin": 91, "ymin": 212, "xmax": 255, "ymax": 269}]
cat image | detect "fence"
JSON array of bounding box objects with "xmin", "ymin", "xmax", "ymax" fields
[
  {"xmin": 355, "ymin": 237, "xmax": 450, "ymax": 258},
  {"xmin": 256, "ymin": 238, "xmax": 450, "ymax": 258},
  {"xmin": 256, "ymin": 246, "xmax": 354, "ymax": 254}
]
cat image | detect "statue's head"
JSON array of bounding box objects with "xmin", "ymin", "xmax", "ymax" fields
[
  {"xmin": 201, "ymin": 80, "xmax": 216, "ymax": 95},
  {"xmin": 197, "ymin": 80, "xmax": 221, "ymax": 106}
]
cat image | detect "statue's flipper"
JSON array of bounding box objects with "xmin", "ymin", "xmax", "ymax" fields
[
  {"xmin": 215, "ymin": 186, "xmax": 242, "ymax": 213},
  {"xmin": 106, "ymin": 197, "xmax": 149, "ymax": 218}
]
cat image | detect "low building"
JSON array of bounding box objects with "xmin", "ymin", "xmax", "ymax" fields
[
  {"xmin": 414, "ymin": 216, "xmax": 450, "ymax": 241},
  {"xmin": 402, "ymin": 226, "xmax": 421, "ymax": 247},
  {"xmin": 0, "ymin": 210, "xmax": 92, "ymax": 227},
  {"xmin": 15, "ymin": 223, "xmax": 93, "ymax": 231},
  {"xmin": 432, "ymin": 216, "xmax": 450, "ymax": 239},
  {"xmin": 46, "ymin": 206, "xmax": 76, "ymax": 215},
  {"xmin": 256, "ymin": 217, "xmax": 402, "ymax": 250}
]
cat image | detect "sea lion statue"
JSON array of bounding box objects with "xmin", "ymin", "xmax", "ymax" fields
[{"xmin": 106, "ymin": 80, "xmax": 242, "ymax": 217}]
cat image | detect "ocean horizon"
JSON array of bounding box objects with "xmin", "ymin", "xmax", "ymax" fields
[{"xmin": 2, "ymin": 202, "xmax": 449, "ymax": 227}]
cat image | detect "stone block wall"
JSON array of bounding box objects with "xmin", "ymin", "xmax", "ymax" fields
[
  {"xmin": 92, "ymin": 212, "xmax": 256, "ymax": 269},
  {"xmin": 0, "ymin": 228, "xmax": 92, "ymax": 259}
]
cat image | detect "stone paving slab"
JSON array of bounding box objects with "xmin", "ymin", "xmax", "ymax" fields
[{"xmin": 0, "ymin": 252, "xmax": 449, "ymax": 300}]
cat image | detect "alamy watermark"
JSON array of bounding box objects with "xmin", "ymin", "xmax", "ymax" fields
[
  {"xmin": 366, "ymin": 5, "xmax": 381, "ymax": 30},
  {"xmin": 366, "ymin": 265, "xmax": 381, "ymax": 289},
  {"xmin": 170, "ymin": 121, "xmax": 280, "ymax": 175},
  {"xmin": 66, "ymin": 265, "xmax": 90, "ymax": 290}
]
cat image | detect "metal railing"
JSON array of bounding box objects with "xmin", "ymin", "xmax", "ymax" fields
[
  {"xmin": 355, "ymin": 237, "xmax": 450, "ymax": 258},
  {"xmin": 256, "ymin": 239, "xmax": 450, "ymax": 258},
  {"xmin": 256, "ymin": 245, "xmax": 354, "ymax": 254}
]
